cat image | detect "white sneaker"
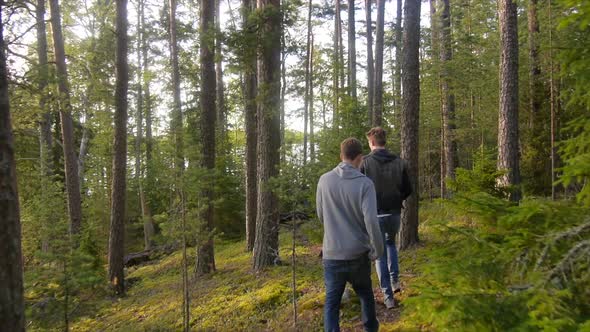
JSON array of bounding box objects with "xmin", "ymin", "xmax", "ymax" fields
[
  {"xmin": 392, "ymin": 281, "xmax": 401, "ymax": 293},
  {"xmin": 384, "ymin": 297, "xmax": 395, "ymax": 309}
]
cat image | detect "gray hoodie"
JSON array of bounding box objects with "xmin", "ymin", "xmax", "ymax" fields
[{"xmin": 316, "ymin": 162, "xmax": 384, "ymax": 260}]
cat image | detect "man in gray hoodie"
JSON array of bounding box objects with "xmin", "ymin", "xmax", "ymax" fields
[{"xmin": 316, "ymin": 138, "xmax": 384, "ymax": 332}]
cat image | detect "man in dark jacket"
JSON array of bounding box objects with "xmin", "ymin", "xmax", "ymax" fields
[{"xmin": 361, "ymin": 127, "xmax": 412, "ymax": 309}]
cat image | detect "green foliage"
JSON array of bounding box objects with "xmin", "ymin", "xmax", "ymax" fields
[
  {"xmin": 448, "ymin": 147, "xmax": 508, "ymax": 198},
  {"xmin": 397, "ymin": 191, "xmax": 590, "ymax": 331},
  {"xmin": 558, "ymin": 118, "xmax": 590, "ymax": 206}
]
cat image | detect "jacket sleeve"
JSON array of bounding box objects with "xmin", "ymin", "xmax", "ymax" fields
[
  {"xmin": 316, "ymin": 179, "xmax": 323, "ymax": 224},
  {"xmin": 362, "ymin": 182, "xmax": 384, "ymax": 260},
  {"xmin": 401, "ymin": 160, "xmax": 413, "ymax": 201}
]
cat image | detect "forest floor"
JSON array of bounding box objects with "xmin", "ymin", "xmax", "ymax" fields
[{"xmin": 63, "ymin": 222, "xmax": 432, "ymax": 331}]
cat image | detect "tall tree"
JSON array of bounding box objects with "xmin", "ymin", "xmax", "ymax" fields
[
  {"xmin": 196, "ymin": 0, "xmax": 217, "ymax": 275},
  {"xmin": 137, "ymin": 0, "xmax": 154, "ymax": 250},
  {"xmin": 49, "ymin": 0, "xmax": 83, "ymax": 236},
  {"xmin": 394, "ymin": 0, "xmax": 403, "ymax": 142},
  {"xmin": 303, "ymin": 0, "xmax": 312, "ymax": 165},
  {"xmin": 497, "ymin": 0, "xmax": 521, "ymax": 201},
  {"xmin": 0, "ymin": 7, "xmax": 25, "ymax": 329},
  {"xmin": 253, "ymin": 0, "xmax": 281, "ymax": 270},
  {"xmin": 108, "ymin": 0, "xmax": 129, "ymax": 296},
  {"xmin": 169, "ymin": 0, "xmax": 184, "ymax": 175},
  {"xmin": 243, "ymin": 0, "xmax": 258, "ymax": 252},
  {"xmin": 528, "ymin": 0, "xmax": 541, "ymax": 128},
  {"xmin": 347, "ymin": 0, "xmax": 357, "ymax": 100},
  {"xmin": 372, "ymin": 0, "xmax": 385, "ymax": 126},
  {"xmin": 365, "ymin": 0, "xmax": 374, "ymax": 122},
  {"xmin": 37, "ymin": 0, "xmax": 52, "ymax": 177},
  {"xmin": 216, "ymin": 0, "xmax": 226, "ymax": 135},
  {"xmin": 309, "ymin": 35, "xmax": 315, "ymax": 161},
  {"xmin": 143, "ymin": 0, "xmax": 153, "ymax": 168},
  {"xmin": 440, "ymin": 0, "xmax": 457, "ymax": 194},
  {"xmin": 333, "ymin": 0, "xmax": 344, "ymax": 127},
  {"xmin": 399, "ymin": 0, "xmax": 420, "ymax": 249}
]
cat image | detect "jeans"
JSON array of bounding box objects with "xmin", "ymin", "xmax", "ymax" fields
[
  {"xmin": 375, "ymin": 213, "xmax": 400, "ymax": 300},
  {"xmin": 323, "ymin": 255, "xmax": 379, "ymax": 332}
]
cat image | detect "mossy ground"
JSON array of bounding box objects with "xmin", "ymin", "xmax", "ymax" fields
[{"xmin": 31, "ymin": 221, "xmax": 432, "ymax": 331}]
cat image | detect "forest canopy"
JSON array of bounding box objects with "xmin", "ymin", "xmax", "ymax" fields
[{"xmin": 0, "ymin": 0, "xmax": 589, "ymax": 330}]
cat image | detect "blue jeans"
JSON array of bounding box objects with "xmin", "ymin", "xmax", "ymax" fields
[
  {"xmin": 323, "ymin": 255, "xmax": 379, "ymax": 332},
  {"xmin": 375, "ymin": 213, "xmax": 400, "ymax": 300}
]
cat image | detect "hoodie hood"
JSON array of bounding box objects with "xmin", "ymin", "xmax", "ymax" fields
[
  {"xmin": 335, "ymin": 162, "xmax": 365, "ymax": 179},
  {"xmin": 368, "ymin": 149, "xmax": 398, "ymax": 163}
]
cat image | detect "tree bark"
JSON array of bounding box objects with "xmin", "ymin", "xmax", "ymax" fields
[
  {"xmin": 347, "ymin": 0, "xmax": 357, "ymax": 100},
  {"xmin": 169, "ymin": 0, "xmax": 184, "ymax": 174},
  {"xmin": 394, "ymin": 0, "xmax": 402, "ymax": 143},
  {"xmin": 108, "ymin": 0, "xmax": 129, "ymax": 296},
  {"xmin": 309, "ymin": 35, "xmax": 315, "ymax": 162},
  {"xmin": 365, "ymin": 0, "xmax": 374, "ymax": 122},
  {"xmin": 497, "ymin": 0, "xmax": 521, "ymax": 202},
  {"xmin": 333, "ymin": 0, "xmax": 343, "ymax": 128},
  {"xmin": 37, "ymin": 0, "xmax": 52, "ymax": 177},
  {"xmin": 253, "ymin": 0, "xmax": 281, "ymax": 271},
  {"xmin": 528, "ymin": 0, "xmax": 541, "ymax": 129},
  {"xmin": 137, "ymin": 0, "xmax": 154, "ymax": 250},
  {"xmin": 372, "ymin": 0, "xmax": 385, "ymax": 126},
  {"xmin": 440, "ymin": 0, "xmax": 457, "ymax": 194},
  {"xmin": 280, "ymin": 30, "xmax": 286, "ymax": 163},
  {"xmin": 303, "ymin": 0, "xmax": 312, "ymax": 165},
  {"xmin": 399, "ymin": 0, "xmax": 420, "ymax": 250},
  {"xmin": 49, "ymin": 0, "xmax": 83, "ymax": 237},
  {"xmin": 142, "ymin": 1, "xmax": 153, "ymax": 169},
  {"xmin": 243, "ymin": 0, "xmax": 258, "ymax": 252},
  {"xmin": 0, "ymin": 9, "xmax": 25, "ymax": 330},
  {"xmin": 196, "ymin": 0, "xmax": 217, "ymax": 275},
  {"xmin": 216, "ymin": 0, "xmax": 226, "ymax": 137}
]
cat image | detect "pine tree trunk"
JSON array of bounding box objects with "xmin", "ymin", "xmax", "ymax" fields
[
  {"xmin": 548, "ymin": 0, "xmax": 556, "ymax": 200},
  {"xmin": 37, "ymin": 0, "xmax": 53, "ymax": 253},
  {"xmin": 49, "ymin": 0, "xmax": 82, "ymax": 237},
  {"xmin": 347, "ymin": 0, "xmax": 357, "ymax": 100},
  {"xmin": 394, "ymin": 0, "xmax": 403, "ymax": 143},
  {"xmin": 528, "ymin": 0, "xmax": 541, "ymax": 129},
  {"xmin": 253, "ymin": 0, "xmax": 281, "ymax": 271},
  {"xmin": 399, "ymin": 0, "xmax": 421, "ymax": 250},
  {"xmin": 37, "ymin": 0, "xmax": 52, "ymax": 177},
  {"xmin": 303, "ymin": 0, "xmax": 312, "ymax": 165},
  {"xmin": 440, "ymin": 0, "xmax": 457, "ymax": 193},
  {"xmin": 0, "ymin": 10, "xmax": 25, "ymax": 330},
  {"xmin": 372, "ymin": 0, "xmax": 385, "ymax": 126},
  {"xmin": 309, "ymin": 36, "xmax": 315, "ymax": 162},
  {"xmin": 365, "ymin": 0, "xmax": 374, "ymax": 122},
  {"xmin": 78, "ymin": 116, "xmax": 90, "ymax": 193},
  {"xmin": 280, "ymin": 32, "xmax": 286, "ymax": 163},
  {"xmin": 333, "ymin": 0, "xmax": 342, "ymax": 128},
  {"xmin": 243, "ymin": 0, "xmax": 258, "ymax": 252},
  {"xmin": 141, "ymin": 0, "xmax": 155, "ymax": 238},
  {"xmin": 108, "ymin": 0, "xmax": 129, "ymax": 296},
  {"xmin": 497, "ymin": 0, "xmax": 521, "ymax": 202},
  {"xmin": 137, "ymin": 0, "xmax": 154, "ymax": 250},
  {"xmin": 143, "ymin": 1, "xmax": 153, "ymax": 169},
  {"xmin": 196, "ymin": 0, "xmax": 217, "ymax": 275},
  {"xmin": 216, "ymin": 0, "xmax": 226, "ymax": 138},
  {"xmin": 169, "ymin": 0, "xmax": 184, "ymax": 174}
]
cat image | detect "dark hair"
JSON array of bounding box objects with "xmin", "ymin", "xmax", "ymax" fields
[
  {"xmin": 340, "ymin": 138, "xmax": 363, "ymax": 160},
  {"xmin": 366, "ymin": 127, "xmax": 387, "ymax": 146}
]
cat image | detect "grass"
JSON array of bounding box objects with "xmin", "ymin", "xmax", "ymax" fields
[{"xmin": 27, "ymin": 220, "xmax": 434, "ymax": 331}]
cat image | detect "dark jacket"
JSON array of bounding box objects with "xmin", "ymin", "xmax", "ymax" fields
[{"xmin": 360, "ymin": 149, "xmax": 412, "ymax": 213}]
